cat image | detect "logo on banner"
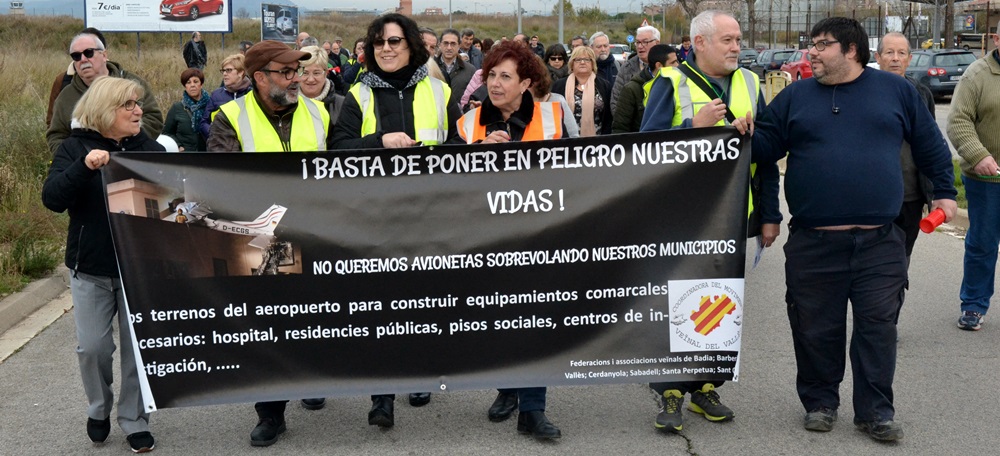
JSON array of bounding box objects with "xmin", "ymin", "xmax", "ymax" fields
[{"xmin": 668, "ymin": 279, "xmax": 743, "ymax": 352}]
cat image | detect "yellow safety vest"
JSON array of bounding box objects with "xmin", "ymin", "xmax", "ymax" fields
[
  {"xmin": 218, "ymin": 93, "xmax": 329, "ymax": 152},
  {"xmin": 348, "ymin": 76, "xmax": 450, "ymax": 145},
  {"xmin": 643, "ymin": 64, "xmax": 761, "ymax": 219}
]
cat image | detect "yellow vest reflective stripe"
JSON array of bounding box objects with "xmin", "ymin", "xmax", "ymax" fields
[
  {"xmin": 643, "ymin": 65, "xmax": 762, "ymax": 220},
  {"xmin": 349, "ymin": 76, "xmax": 451, "ymax": 145},
  {"xmin": 457, "ymin": 102, "xmax": 564, "ymax": 143},
  {"xmin": 218, "ymin": 94, "xmax": 329, "ymax": 152}
]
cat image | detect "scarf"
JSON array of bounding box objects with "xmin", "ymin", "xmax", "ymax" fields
[
  {"xmin": 361, "ymin": 64, "xmax": 429, "ymax": 91},
  {"xmin": 311, "ymin": 79, "xmax": 331, "ymax": 102},
  {"xmin": 182, "ymin": 89, "xmax": 210, "ymax": 131},
  {"xmin": 224, "ymin": 75, "xmax": 252, "ymax": 95},
  {"xmin": 565, "ymin": 72, "xmax": 596, "ymax": 137}
]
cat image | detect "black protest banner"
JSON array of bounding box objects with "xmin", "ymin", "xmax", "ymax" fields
[{"xmin": 103, "ymin": 127, "xmax": 750, "ymax": 410}]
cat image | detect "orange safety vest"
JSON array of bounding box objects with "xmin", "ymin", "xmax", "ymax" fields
[{"xmin": 458, "ymin": 102, "xmax": 564, "ymax": 143}]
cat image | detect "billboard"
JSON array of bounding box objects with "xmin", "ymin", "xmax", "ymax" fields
[
  {"xmin": 85, "ymin": 0, "xmax": 233, "ymax": 33},
  {"xmin": 261, "ymin": 3, "xmax": 298, "ymax": 43}
]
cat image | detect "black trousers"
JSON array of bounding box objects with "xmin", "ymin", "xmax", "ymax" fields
[
  {"xmin": 255, "ymin": 400, "xmax": 288, "ymax": 419},
  {"xmin": 783, "ymin": 223, "xmax": 906, "ymax": 424}
]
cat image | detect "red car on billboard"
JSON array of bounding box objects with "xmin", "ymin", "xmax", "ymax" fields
[
  {"xmin": 161, "ymin": 0, "xmax": 225, "ymax": 20},
  {"xmin": 780, "ymin": 49, "xmax": 812, "ymax": 80}
]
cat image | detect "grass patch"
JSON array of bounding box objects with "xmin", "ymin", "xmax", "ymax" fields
[{"xmin": 954, "ymin": 159, "xmax": 967, "ymax": 209}]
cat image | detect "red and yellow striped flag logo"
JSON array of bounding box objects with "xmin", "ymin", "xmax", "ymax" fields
[{"xmin": 689, "ymin": 294, "xmax": 735, "ymax": 335}]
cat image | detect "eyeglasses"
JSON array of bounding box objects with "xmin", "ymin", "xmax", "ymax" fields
[
  {"xmin": 220, "ymin": 68, "xmax": 238, "ymax": 74},
  {"xmin": 441, "ymin": 41, "xmax": 459, "ymax": 48},
  {"xmin": 303, "ymin": 70, "xmax": 327, "ymax": 79},
  {"xmin": 374, "ymin": 36, "xmax": 405, "ymax": 49},
  {"xmin": 70, "ymin": 48, "xmax": 103, "ymax": 61},
  {"xmin": 260, "ymin": 66, "xmax": 304, "ymax": 80},
  {"xmin": 121, "ymin": 99, "xmax": 142, "ymax": 111},
  {"xmin": 573, "ymin": 58, "xmax": 594, "ymax": 64},
  {"xmin": 636, "ymin": 38, "xmax": 658, "ymax": 47},
  {"xmin": 808, "ymin": 40, "xmax": 839, "ymax": 51},
  {"xmin": 549, "ymin": 56, "xmax": 565, "ymax": 61}
]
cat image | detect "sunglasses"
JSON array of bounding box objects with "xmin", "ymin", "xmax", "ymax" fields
[
  {"xmin": 374, "ymin": 36, "xmax": 405, "ymax": 49},
  {"xmin": 549, "ymin": 56, "xmax": 565, "ymax": 61},
  {"xmin": 70, "ymin": 48, "xmax": 103, "ymax": 61}
]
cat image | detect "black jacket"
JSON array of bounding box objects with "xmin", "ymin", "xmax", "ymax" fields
[
  {"xmin": 42, "ymin": 128, "xmax": 165, "ymax": 276},
  {"xmin": 331, "ymin": 67, "xmax": 463, "ymax": 149}
]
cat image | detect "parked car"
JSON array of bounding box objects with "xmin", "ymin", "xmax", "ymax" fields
[
  {"xmin": 160, "ymin": 0, "xmax": 225, "ymax": 20},
  {"xmin": 866, "ymin": 48, "xmax": 880, "ymax": 69},
  {"xmin": 779, "ymin": 49, "xmax": 812, "ymax": 80},
  {"xmin": 738, "ymin": 49, "xmax": 758, "ymax": 69},
  {"xmin": 610, "ymin": 44, "xmax": 630, "ymax": 64},
  {"xmin": 905, "ymin": 50, "xmax": 977, "ymax": 99},
  {"xmin": 750, "ymin": 49, "xmax": 795, "ymax": 78}
]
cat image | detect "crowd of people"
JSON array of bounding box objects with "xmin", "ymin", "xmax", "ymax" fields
[{"xmin": 39, "ymin": 7, "xmax": 1000, "ymax": 453}]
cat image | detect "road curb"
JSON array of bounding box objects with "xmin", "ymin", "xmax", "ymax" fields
[{"xmin": 0, "ymin": 265, "xmax": 68, "ymax": 337}]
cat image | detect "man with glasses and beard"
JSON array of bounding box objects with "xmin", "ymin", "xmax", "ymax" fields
[
  {"xmin": 753, "ymin": 17, "xmax": 956, "ymax": 441},
  {"xmin": 206, "ymin": 41, "xmax": 332, "ymax": 446},
  {"xmin": 589, "ymin": 31, "xmax": 619, "ymax": 86},
  {"xmin": 208, "ymin": 40, "xmax": 332, "ymax": 154},
  {"xmin": 47, "ymin": 31, "xmax": 163, "ymax": 153}
]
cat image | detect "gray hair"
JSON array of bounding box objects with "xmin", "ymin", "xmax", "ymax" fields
[
  {"xmin": 571, "ymin": 35, "xmax": 588, "ymax": 45},
  {"xmin": 876, "ymin": 32, "xmax": 908, "ymax": 53},
  {"xmin": 690, "ymin": 10, "xmax": 734, "ymax": 41},
  {"xmin": 589, "ymin": 31, "xmax": 608, "ymax": 44},
  {"xmin": 301, "ymin": 36, "xmax": 320, "ymax": 47},
  {"xmin": 69, "ymin": 32, "xmax": 105, "ymax": 53},
  {"xmin": 636, "ymin": 25, "xmax": 660, "ymax": 41}
]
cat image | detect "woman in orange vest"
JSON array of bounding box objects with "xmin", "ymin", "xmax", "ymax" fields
[
  {"xmin": 457, "ymin": 40, "xmax": 566, "ymax": 440},
  {"xmin": 457, "ymin": 40, "xmax": 567, "ymax": 145}
]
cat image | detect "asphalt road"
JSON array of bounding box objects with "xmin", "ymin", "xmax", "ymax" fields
[{"xmin": 0, "ymin": 202, "xmax": 995, "ymax": 455}]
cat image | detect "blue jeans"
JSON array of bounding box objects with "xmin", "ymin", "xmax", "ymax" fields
[
  {"xmin": 960, "ymin": 176, "xmax": 1000, "ymax": 314},
  {"xmin": 783, "ymin": 224, "xmax": 906, "ymax": 423}
]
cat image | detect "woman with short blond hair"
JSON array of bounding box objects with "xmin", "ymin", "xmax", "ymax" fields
[{"xmin": 42, "ymin": 76, "xmax": 164, "ymax": 453}]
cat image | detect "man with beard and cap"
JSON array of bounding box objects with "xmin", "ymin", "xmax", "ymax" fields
[
  {"xmin": 589, "ymin": 31, "xmax": 619, "ymax": 85},
  {"xmin": 207, "ymin": 41, "xmax": 332, "ymax": 446},
  {"xmin": 47, "ymin": 31, "xmax": 163, "ymax": 153},
  {"xmin": 208, "ymin": 40, "xmax": 332, "ymax": 155}
]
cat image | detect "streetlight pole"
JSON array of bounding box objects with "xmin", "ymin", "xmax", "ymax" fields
[
  {"xmin": 518, "ymin": 0, "xmax": 522, "ymax": 34},
  {"xmin": 449, "ymin": 0, "xmax": 452, "ymax": 28},
  {"xmin": 559, "ymin": 0, "xmax": 564, "ymax": 45}
]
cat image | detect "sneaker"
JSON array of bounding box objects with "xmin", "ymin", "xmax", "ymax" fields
[
  {"xmin": 856, "ymin": 419, "xmax": 904, "ymax": 441},
  {"xmin": 86, "ymin": 417, "xmax": 110, "ymax": 443},
  {"xmin": 126, "ymin": 431, "xmax": 155, "ymax": 453},
  {"xmin": 958, "ymin": 311, "xmax": 984, "ymax": 331},
  {"xmin": 689, "ymin": 384, "xmax": 735, "ymax": 422},
  {"xmin": 804, "ymin": 407, "xmax": 837, "ymax": 432},
  {"xmin": 654, "ymin": 390, "xmax": 684, "ymax": 432}
]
